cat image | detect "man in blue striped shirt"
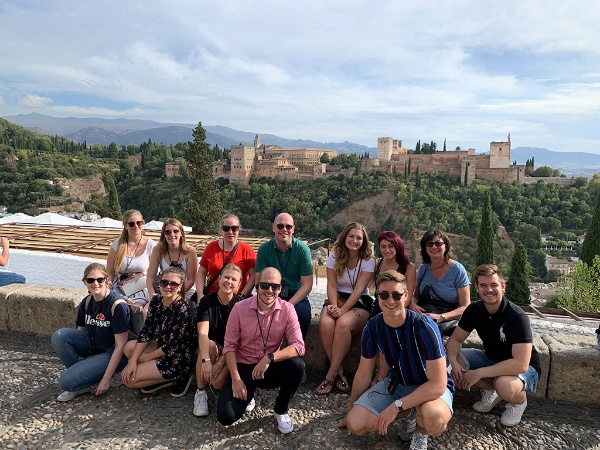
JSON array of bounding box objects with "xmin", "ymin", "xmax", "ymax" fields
[{"xmin": 337, "ymin": 270, "xmax": 453, "ymax": 450}]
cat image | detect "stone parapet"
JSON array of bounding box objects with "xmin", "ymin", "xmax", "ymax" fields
[{"xmin": 1, "ymin": 285, "xmax": 598, "ymax": 405}]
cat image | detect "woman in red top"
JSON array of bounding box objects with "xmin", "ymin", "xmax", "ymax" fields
[{"xmin": 196, "ymin": 214, "xmax": 256, "ymax": 297}]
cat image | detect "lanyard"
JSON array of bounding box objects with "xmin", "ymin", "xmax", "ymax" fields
[
  {"xmin": 275, "ymin": 243, "xmax": 292, "ymax": 284},
  {"xmin": 255, "ymin": 309, "xmax": 275, "ymax": 357},
  {"xmin": 346, "ymin": 259, "xmax": 363, "ymax": 290}
]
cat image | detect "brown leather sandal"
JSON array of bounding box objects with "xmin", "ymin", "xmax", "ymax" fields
[
  {"xmin": 314, "ymin": 378, "xmax": 334, "ymax": 395},
  {"xmin": 336, "ymin": 372, "xmax": 351, "ymax": 393}
]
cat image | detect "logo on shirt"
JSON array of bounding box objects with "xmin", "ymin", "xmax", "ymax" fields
[
  {"xmin": 85, "ymin": 314, "xmax": 111, "ymax": 327},
  {"xmin": 96, "ymin": 313, "xmax": 105, "ymax": 321},
  {"xmin": 499, "ymin": 325, "xmax": 506, "ymax": 342}
]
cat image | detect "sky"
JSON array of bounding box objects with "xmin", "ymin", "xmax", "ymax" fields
[{"xmin": 1, "ymin": 1, "xmax": 600, "ymax": 153}]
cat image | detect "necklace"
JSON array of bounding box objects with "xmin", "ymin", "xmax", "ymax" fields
[
  {"xmin": 124, "ymin": 235, "xmax": 143, "ymax": 273},
  {"xmin": 167, "ymin": 245, "xmax": 182, "ymax": 266},
  {"xmin": 217, "ymin": 292, "xmax": 232, "ymax": 306},
  {"xmin": 431, "ymin": 261, "xmax": 448, "ymax": 270}
]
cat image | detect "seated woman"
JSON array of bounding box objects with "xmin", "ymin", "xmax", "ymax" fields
[
  {"xmin": 51, "ymin": 263, "xmax": 129, "ymax": 402},
  {"xmin": 193, "ymin": 264, "xmax": 244, "ymax": 417},
  {"xmin": 409, "ymin": 229, "xmax": 470, "ymax": 337},
  {"xmin": 368, "ymin": 231, "xmax": 416, "ymax": 384},
  {"xmin": 121, "ymin": 266, "xmax": 196, "ymax": 393},
  {"xmin": 316, "ymin": 222, "xmax": 375, "ymax": 395},
  {"xmin": 196, "ymin": 214, "xmax": 256, "ymax": 298},
  {"xmin": 0, "ymin": 236, "xmax": 26, "ymax": 286},
  {"xmin": 146, "ymin": 218, "xmax": 198, "ymax": 301}
]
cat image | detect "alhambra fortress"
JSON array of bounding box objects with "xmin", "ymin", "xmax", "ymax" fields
[{"xmin": 166, "ymin": 135, "xmax": 574, "ymax": 186}]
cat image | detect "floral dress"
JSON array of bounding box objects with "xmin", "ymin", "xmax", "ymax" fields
[{"xmin": 137, "ymin": 294, "xmax": 197, "ymax": 379}]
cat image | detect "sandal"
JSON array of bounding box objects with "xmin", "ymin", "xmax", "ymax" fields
[
  {"xmin": 314, "ymin": 378, "xmax": 334, "ymax": 395},
  {"xmin": 336, "ymin": 373, "xmax": 351, "ymax": 393}
]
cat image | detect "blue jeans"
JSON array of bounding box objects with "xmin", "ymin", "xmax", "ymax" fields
[
  {"xmin": 51, "ymin": 328, "xmax": 127, "ymax": 392},
  {"xmin": 0, "ymin": 271, "xmax": 26, "ymax": 287},
  {"xmin": 293, "ymin": 297, "xmax": 311, "ymax": 339}
]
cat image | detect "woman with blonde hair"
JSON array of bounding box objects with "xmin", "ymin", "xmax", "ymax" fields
[
  {"xmin": 106, "ymin": 209, "xmax": 156, "ymax": 313},
  {"xmin": 147, "ymin": 218, "xmax": 198, "ymax": 300},
  {"xmin": 51, "ymin": 263, "xmax": 130, "ymax": 401},
  {"xmin": 316, "ymin": 222, "xmax": 375, "ymax": 395},
  {"xmin": 196, "ymin": 214, "xmax": 256, "ymax": 298}
]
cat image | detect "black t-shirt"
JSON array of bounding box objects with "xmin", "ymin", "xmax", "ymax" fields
[
  {"xmin": 75, "ymin": 291, "xmax": 130, "ymax": 351},
  {"xmin": 197, "ymin": 292, "xmax": 242, "ymax": 347},
  {"xmin": 458, "ymin": 296, "xmax": 541, "ymax": 376}
]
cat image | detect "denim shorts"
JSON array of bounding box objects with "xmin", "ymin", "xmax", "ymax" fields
[
  {"xmin": 354, "ymin": 377, "xmax": 453, "ymax": 416},
  {"xmin": 459, "ymin": 348, "xmax": 539, "ymax": 393}
]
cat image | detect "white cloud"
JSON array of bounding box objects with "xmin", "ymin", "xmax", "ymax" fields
[{"xmin": 19, "ymin": 94, "xmax": 53, "ymax": 108}]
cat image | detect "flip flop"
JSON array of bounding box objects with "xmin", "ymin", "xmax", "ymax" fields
[
  {"xmin": 336, "ymin": 373, "xmax": 350, "ymax": 393},
  {"xmin": 314, "ymin": 378, "xmax": 334, "ymax": 395}
]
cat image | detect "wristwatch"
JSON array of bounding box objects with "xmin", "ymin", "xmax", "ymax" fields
[
  {"xmin": 201, "ymin": 358, "xmax": 211, "ymax": 363},
  {"xmin": 440, "ymin": 313, "xmax": 447, "ymax": 322},
  {"xmin": 267, "ymin": 352, "xmax": 275, "ymax": 362},
  {"xmin": 394, "ymin": 398, "xmax": 404, "ymax": 411}
]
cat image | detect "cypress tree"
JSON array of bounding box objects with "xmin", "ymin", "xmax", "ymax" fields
[
  {"xmin": 443, "ymin": 138, "xmax": 447, "ymax": 152},
  {"xmin": 471, "ymin": 192, "xmax": 495, "ymax": 298},
  {"xmin": 105, "ymin": 173, "xmax": 122, "ymax": 219},
  {"xmin": 183, "ymin": 122, "xmax": 223, "ymax": 233},
  {"xmin": 581, "ymin": 194, "xmax": 600, "ymax": 266},
  {"xmin": 506, "ymin": 243, "xmax": 531, "ymax": 305},
  {"xmin": 415, "ymin": 166, "xmax": 420, "ymax": 189}
]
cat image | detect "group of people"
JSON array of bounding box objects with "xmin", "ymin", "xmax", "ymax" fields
[{"xmin": 48, "ymin": 210, "xmax": 541, "ymax": 449}]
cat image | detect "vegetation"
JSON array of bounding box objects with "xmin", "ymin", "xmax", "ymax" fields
[
  {"xmin": 580, "ymin": 194, "xmax": 600, "ymax": 266},
  {"xmin": 506, "ymin": 243, "xmax": 531, "ymax": 305},
  {"xmin": 555, "ymin": 257, "xmax": 600, "ymax": 311},
  {"xmin": 472, "ymin": 192, "xmax": 495, "ymax": 299}
]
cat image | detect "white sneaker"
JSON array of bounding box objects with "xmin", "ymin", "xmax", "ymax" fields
[
  {"xmin": 57, "ymin": 388, "xmax": 90, "ymax": 402},
  {"xmin": 473, "ymin": 389, "xmax": 502, "ymax": 412},
  {"xmin": 500, "ymin": 397, "xmax": 527, "ymax": 426},
  {"xmin": 274, "ymin": 412, "xmax": 294, "ymax": 434},
  {"xmin": 193, "ymin": 389, "xmax": 209, "ymax": 417},
  {"xmin": 245, "ymin": 397, "xmax": 256, "ymax": 412}
]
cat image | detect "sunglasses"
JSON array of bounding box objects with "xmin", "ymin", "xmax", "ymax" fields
[
  {"xmin": 85, "ymin": 277, "xmax": 106, "ymax": 284},
  {"xmin": 159, "ymin": 280, "xmax": 181, "ymax": 289},
  {"xmin": 222, "ymin": 225, "xmax": 240, "ymax": 232},
  {"xmin": 127, "ymin": 220, "xmax": 144, "ymax": 228},
  {"xmin": 276, "ymin": 224, "xmax": 294, "ymax": 230},
  {"xmin": 258, "ymin": 282, "xmax": 281, "ymax": 291},
  {"xmin": 170, "ymin": 261, "xmax": 184, "ymax": 269},
  {"xmin": 376, "ymin": 291, "xmax": 406, "ymax": 301},
  {"xmin": 425, "ymin": 241, "xmax": 445, "ymax": 247},
  {"xmin": 164, "ymin": 229, "xmax": 180, "ymax": 235}
]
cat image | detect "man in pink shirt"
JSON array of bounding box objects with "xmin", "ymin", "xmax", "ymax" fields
[{"xmin": 217, "ymin": 267, "xmax": 306, "ymax": 434}]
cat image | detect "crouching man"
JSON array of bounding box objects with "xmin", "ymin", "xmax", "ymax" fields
[
  {"xmin": 446, "ymin": 264, "xmax": 540, "ymax": 427},
  {"xmin": 217, "ymin": 267, "xmax": 305, "ymax": 434},
  {"xmin": 337, "ymin": 270, "xmax": 453, "ymax": 450}
]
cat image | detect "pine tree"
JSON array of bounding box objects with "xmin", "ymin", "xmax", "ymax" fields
[
  {"xmin": 443, "ymin": 138, "xmax": 447, "ymax": 152},
  {"xmin": 105, "ymin": 173, "xmax": 122, "ymax": 219},
  {"xmin": 415, "ymin": 140, "xmax": 421, "ymax": 153},
  {"xmin": 506, "ymin": 243, "xmax": 531, "ymax": 305},
  {"xmin": 415, "ymin": 166, "xmax": 420, "ymax": 189},
  {"xmin": 581, "ymin": 194, "xmax": 600, "ymax": 266},
  {"xmin": 183, "ymin": 122, "xmax": 223, "ymax": 233},
  {"xmin": 472, "ymin": 193, "xmax": 495, "ymax": 299}
]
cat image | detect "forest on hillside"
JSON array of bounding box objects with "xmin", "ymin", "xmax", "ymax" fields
[{"xmin": 1, "ymin": 118, "xmax": 596, "ymax": 281}]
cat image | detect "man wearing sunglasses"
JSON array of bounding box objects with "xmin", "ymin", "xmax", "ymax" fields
[
  {"xmin": 337, "ymin": 270, "xmax": 453, "ymax": 450},
  {"xmin": 217, "ymin": 267, "xmax": 305, "ymax": 434},
  {"xmin": 255, "ymin": 213, "xmax": 313, "ymax": 338}
]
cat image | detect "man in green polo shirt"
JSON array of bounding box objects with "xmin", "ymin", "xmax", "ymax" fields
[{"xmin": 256, "ymin": 213, "xmax": 313, "ymax": 338}]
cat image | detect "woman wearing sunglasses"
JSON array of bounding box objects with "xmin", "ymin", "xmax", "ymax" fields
[
  {"xmin": 196, "ymin": 214, "xmax": 256, "ymax": 298},
  {"xmin": 316, "ymin": 222, "xmax": 375, "ymax": 396},
  {"xmin": 147, "ymin": 218, "xmax": 198, "ymax": 300},
  {"xmin": 121, "ymin": 266, "xmax": 196, "ymax": 392},
  {"xmin": 51, "ymin": 263, "xmax": 130, "ymax": 402},
  {"xmin": 410, "ymin": 229, "xmax": 470, "ymax": 338},
  {"xmin": 193, "ymin": 264, "xmax": 244, "ymax": 417},
  {"xmin": 106, "ymin": 209, "xmax": 157, "ymax": 311}
]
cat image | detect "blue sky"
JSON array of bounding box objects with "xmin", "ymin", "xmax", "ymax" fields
[{"xmin": 1, "ymin": 1, "xmax": 599, "ymax": 153}]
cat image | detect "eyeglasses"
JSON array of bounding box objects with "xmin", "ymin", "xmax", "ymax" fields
[
  {"xmin": 222, "ymin": 225, "xmax": 240, "ymax": 232},
  {"xmin": 376, "ymin": 291, "xmax": 406, "ymax": 301},
  {"xmin": 164, "ymin": 229, "xmax": 180, "ymax": 235},
  {"xmin": 85, "ymin": 277, "xmax": 106, "ymax": 284},
  {"xmin": 425, "ymin": 241, "xmax": 445, "ymax": 247},
  {"xmin": 159, "ymin": 280, "xmax": 181, "ymax": 289},
  {"xmin": 258, "ymin": 282, "xmax": 281, "ymax": 291},
  {"xmin": 127, "ymin": 220, "xmax": 144, "ymax": 228},
  {"xmin": 276, "ymin": 224, "xmax": 294, "ymax": 230}
]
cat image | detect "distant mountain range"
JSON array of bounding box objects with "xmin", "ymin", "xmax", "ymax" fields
[{"xmin": 3, "ymin": 113, "xmax": 598, "ymax": 177}]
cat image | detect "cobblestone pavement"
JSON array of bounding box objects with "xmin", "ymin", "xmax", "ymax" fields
[{"xmin": 1, "ymin": 330, "xmax": 600, "ymax": 450}]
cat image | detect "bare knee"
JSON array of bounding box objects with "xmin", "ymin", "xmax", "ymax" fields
[
  {"xmin": 346, "ymin": 406, "xmax": 376, "ymax": 436},
  {"xmin": 418, "ymin": 401, "xmax": 451, "ymax": 436}
]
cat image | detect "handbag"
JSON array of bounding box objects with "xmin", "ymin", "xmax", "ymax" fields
[
  {"xmin": 203, "ymin": 242, "xmax": 239, "ymax": 295},
  {"xmin": 119, "ymin": 272, "xmax": 147, "ymax": 297}
]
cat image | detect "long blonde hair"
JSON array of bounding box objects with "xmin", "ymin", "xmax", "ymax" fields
[
  {"xmin": 333, "ymin": 222, "xmax": 373, "ymax": 277},
  {"xmin": 114, "ymin": 209, "xmax": 143, "ymax": 274},
  {"xmin": 157, "ymin": 218, "xmax": 189, "ymax": 262}
]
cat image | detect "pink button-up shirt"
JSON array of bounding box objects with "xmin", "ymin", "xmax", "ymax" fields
[{"xmin": 223, "ymin": 295, "xmax": 305, "ymax": 364}]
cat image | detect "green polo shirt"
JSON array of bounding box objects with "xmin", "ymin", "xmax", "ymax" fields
[{"xmin": 256, "ymin": 237, "xmax": 313, "ymax": 291}]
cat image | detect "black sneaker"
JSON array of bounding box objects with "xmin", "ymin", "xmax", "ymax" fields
[
  {"xmin": 140, "ymin": 380, "xmax": 175, "ymax": 394},
  {"xmin": 171, "ymin": 374, "xmax": 194, "ymax": 398}
]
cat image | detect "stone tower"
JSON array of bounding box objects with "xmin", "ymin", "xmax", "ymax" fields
[
  {"xmin": 254, "ymin": 134, "xmax": 261, "ymax": 150},
  {"xmin": 230, "ymin": 144, "xmax": 256, "ymax": 184},
  {"xmin": 489, "ymin": 141, "xmax": 511, "ymax": 169}
]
